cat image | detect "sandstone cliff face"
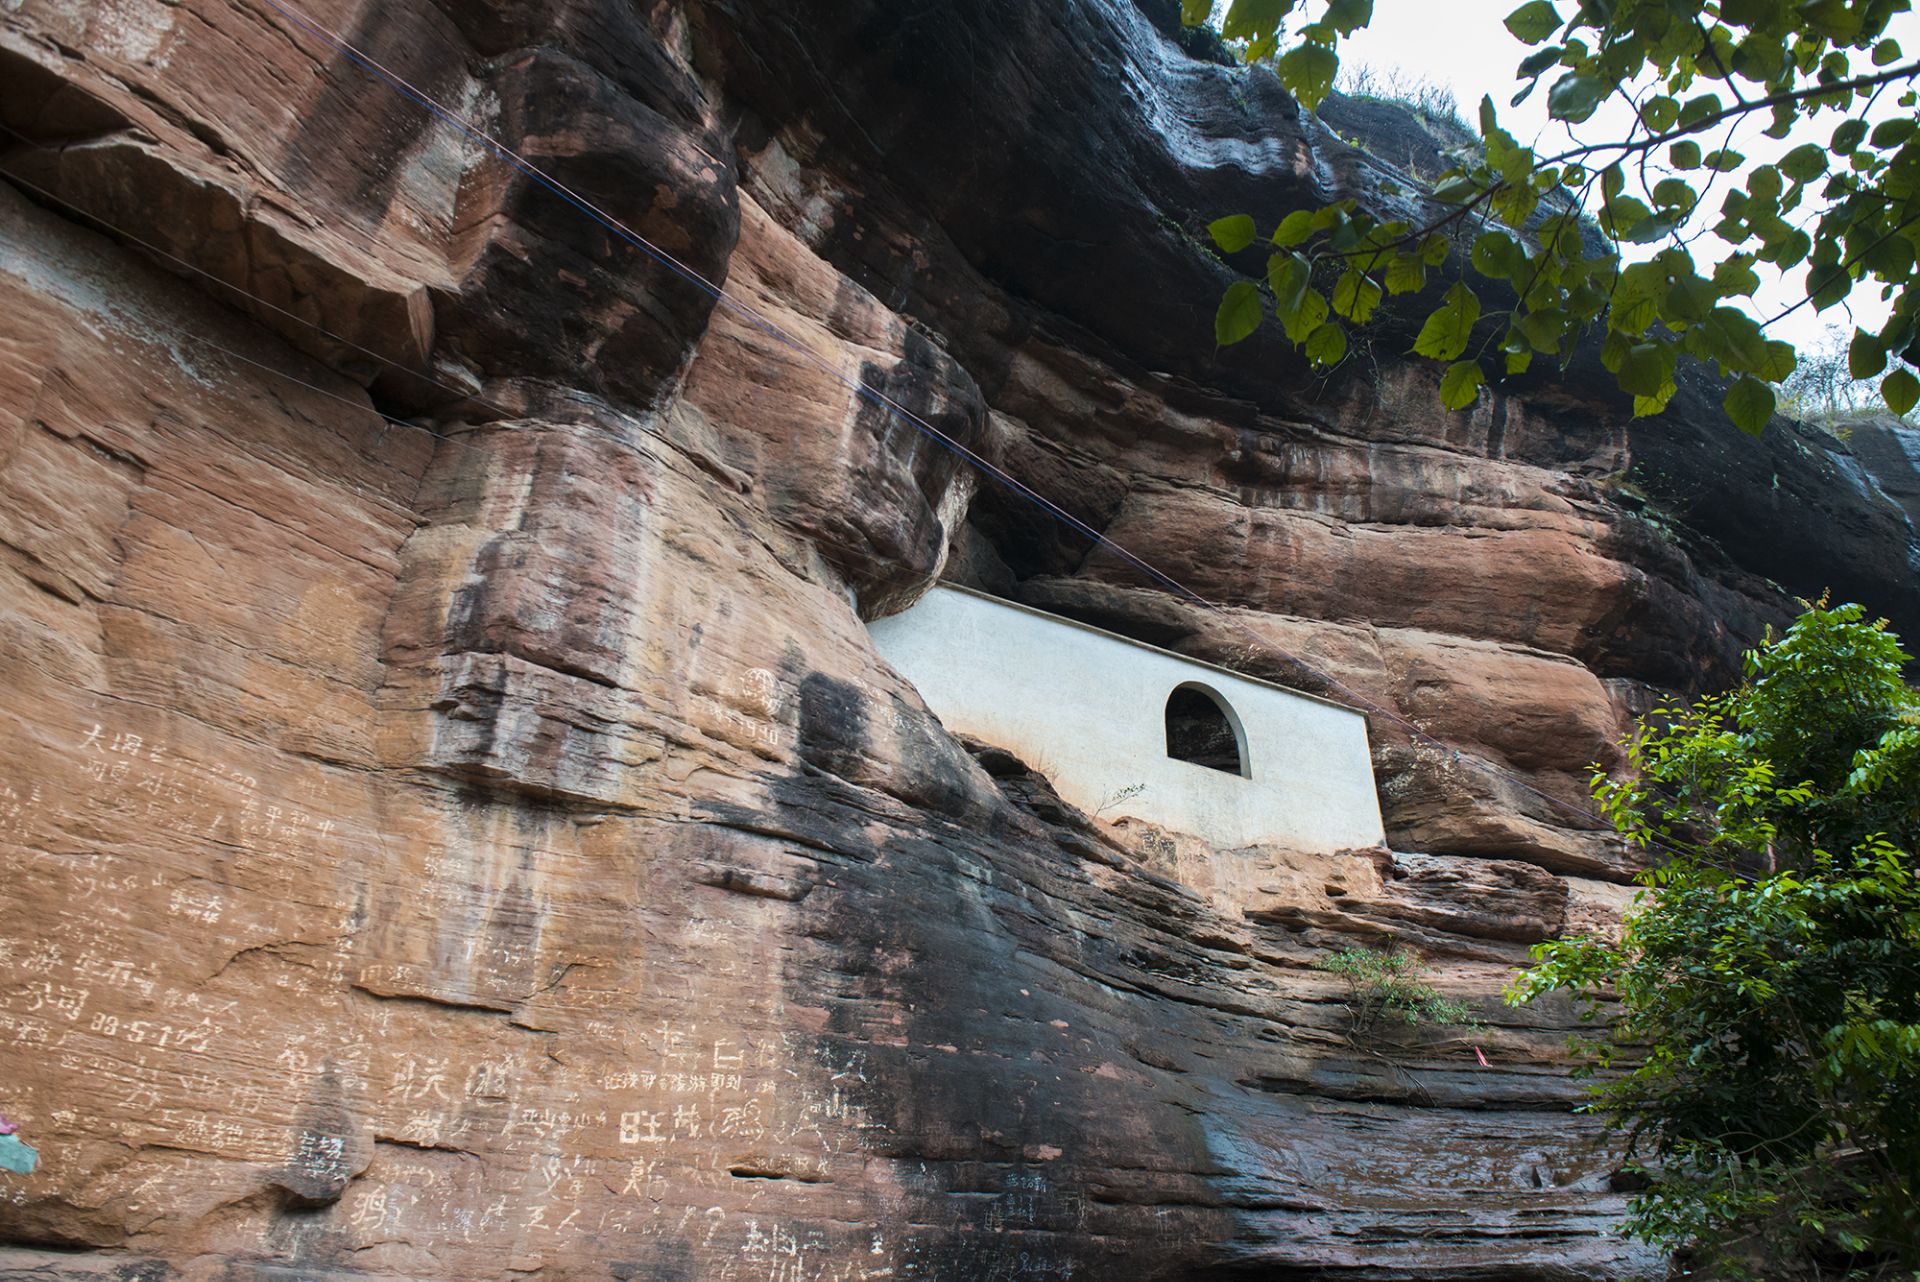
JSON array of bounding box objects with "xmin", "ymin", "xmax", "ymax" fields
[{"xmin": 0, "ymin": 1, "xmax": 1915, "ymax": 1280}]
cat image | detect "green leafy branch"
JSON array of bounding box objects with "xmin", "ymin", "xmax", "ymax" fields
[{"xmin": 1187, "ymin": 0, "xmax": 1920, "ymax": 433}]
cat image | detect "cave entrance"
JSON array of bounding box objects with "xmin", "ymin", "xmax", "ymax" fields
[{"xmin": 1164, "ymin": 683, "xmax": 1249, "ymax": 777}]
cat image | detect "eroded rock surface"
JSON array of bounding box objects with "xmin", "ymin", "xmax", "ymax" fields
[{"xmin": 2, "ymin": 0, "xmax": 1915, "ymax": 1279}]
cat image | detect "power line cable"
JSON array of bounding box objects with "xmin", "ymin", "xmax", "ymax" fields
[
  {"xmin": 245, "ymin": 0, "xmax": 1207, "ymax": 606},
  {"xmin": 240, "ymin": 0, "xmax": 1644, "ymax": 848},
  {"xmin": 0, "ymin": 132, "xmax": 572, "ymax": 453},
  {"xmin": 0, "ymin": 129, "xmax": 753, "ymax": 524},
  {"xmin": 5, "ymin": 10, "xmax": 1667, "ymax": 858}
]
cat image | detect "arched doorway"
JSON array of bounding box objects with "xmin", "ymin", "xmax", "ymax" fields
[{"xmin": 1164, "ymin": 682, "xmax": 1249, "ymax": 777}]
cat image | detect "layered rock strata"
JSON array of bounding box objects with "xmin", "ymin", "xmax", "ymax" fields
[{"xmin": 2, "ymin": 0, "xmax": 1916, "ymax": 1279}]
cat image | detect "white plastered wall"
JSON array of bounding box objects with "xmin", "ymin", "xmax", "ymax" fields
[{"xmin": 868, "ymin": 585, "xmax": 1387, "ymax": 851}]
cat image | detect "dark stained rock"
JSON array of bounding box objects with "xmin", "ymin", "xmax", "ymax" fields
[
  {"xmin": 0, "ymin": 0, "xmax": 1910, "ymax": 1278},
  {"xmin": 1845, "ymin": 415, "xmax": 1920, "ymax": 533},
  {"xmin": 683, "ymin": 0, "xmax": 1919, "ymax": 648},
  {"xmin": 432, "ymin": 46, "xmax": 739, "ymax": 411}
]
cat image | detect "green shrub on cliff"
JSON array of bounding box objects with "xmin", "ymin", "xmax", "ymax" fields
[
  {"xmin": 1316, "ymin": 944, "xmax": 1478, "ymax": 1045},
  {"xmin": 1510, "ymin": 602, "xmax": 1920, "ymax": 1276}
]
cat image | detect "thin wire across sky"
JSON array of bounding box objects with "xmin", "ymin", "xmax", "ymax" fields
[{"xmin": 8, "ymin": 0, "xmax": 1675, "ymax": 857}]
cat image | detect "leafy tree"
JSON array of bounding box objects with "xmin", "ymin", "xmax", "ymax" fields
[
  {"xmin": 1509, "ymin": 602, "xmax": 1920, "ymax": 1275},
  {"xmin": 1186, "ymin": 0, "xmax": 1920, "ymax": 433}
]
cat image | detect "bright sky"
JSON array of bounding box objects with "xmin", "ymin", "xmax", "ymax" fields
[{"xmin": 1324, "ymin": 0, "xmax": 1920, "ymax": 352}]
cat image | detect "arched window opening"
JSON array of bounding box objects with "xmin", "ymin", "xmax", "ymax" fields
[{"xmin": 1165, "ymin": 683, "xmax": 1248, "ymax": 777}]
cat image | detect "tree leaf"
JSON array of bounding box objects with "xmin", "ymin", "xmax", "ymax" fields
[
  {"xmin": 1439, "ymin": 360, "xmax": 1484, "ymax": 409},
  {"xmin": 1666, "ymin": 273, "xmax": 1715, "ymax": 325},
  {"xmin": 1281, "ymin": 287, "xmax": 1330, "ymax": 344},
  {"xmin": 1208, "ymin": 214, "xmax": 1258, "ymax": 253},
  {"xmin": 1871, "ymin": 118, "xmax": 1915, "ymax": 150},
  {"xmin": 1215, "ymin": 280, "xmax": 1264, "ymax": 346},
  {"xmin": 1883, "ymin": 367, "xmax": 1920, "ymax": 416},
  {"xmin": 1492, "ymin": 182, "xmax": 1542, "ymax": 230},
  {"xmin": 1325, "ymin": 0, "xmax": 1373, "ymax": 36},
  {"xmin": 1221, "ymin": 0, "xmax": 1290, "ymax": 42},
  {"xmin": 1413, "ymin": 283, "xmax": 1482, "ymax": 361},
  {"xmin": 1547, "ymin": 74, "xmax": 1607, "ymax": 123},
  {"xmin": 1616, "ymin": 341, "xmax": 1675, "ymax": 397},
  {"xmin": 1652, "ymin": 178, "xmax": 1696, "ymax": 212},
  {"xmin": 1678, "ymin": 92, "xmax": 1722, "ymax": 130},
  {"xmin": 1276, "ymin": 42, "xmax": 1339, "ymax": 109},
  {"xmin": 1732, "ymin": 33, "xmax": 1787, "ymax": 82},
  {"xmin": 1269, "ymin": 252, "xmax": 1310, "ymax": 311},
  {"xmin": 1724, "ymin": 375, "xmax": 1775, "ymax": 435},
  {"xmin": 1384, "ymin": 253, "xmax": 1428, "ymax": 295},
  {"xmin": 1755, "ymin": 338, "xmax": 1795, "ymax": 384},
  {"xmin": 1504, "ymin": 1, "xmax": 1560, "ymax": 44},
  {"xmin": 1471, "ymin": 230, "xmax": 1519, "ymax": 278},
  {"xmin": 1811, "ymin": 265, "xmax": 1852, "ymax": 311},
  {"xmin": 1713, "ymin": 254, "xmax": 1761, "ymax": 297},
  {"xmin": 1781, "ymin": 144, "xmax": 1827, "ymax": 183},
  {"xmin": 1849, "ymin": 329, "xmax": 1888, "ymax": 380},
  {"xmin": 1305, "ymin": 320, "xmax": 1349, "ymax": 367},
  {"xmin": 1332, "ymin": 270, "xmax": 1383, "ymax": 322},
  {"xmin": 1633, "ymin": 380, "xmax": 1678, "ymax": 417},
  {"xmin": 1272, "ymin": 209, "xmax": 1315, "ymax": 247},
  {"xmin": 1518, "ymin": 306, "xmax": 1569, "ymax": 354}
]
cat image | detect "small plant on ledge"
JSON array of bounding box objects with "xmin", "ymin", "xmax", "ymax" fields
[
  {"xmin": 1094, "ymin": 781, "xmax": 1147, "ymax": 817},
  {"xmin": 1316, "ymin": 944, "xmax": 1480, "ymax": 1049}
]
